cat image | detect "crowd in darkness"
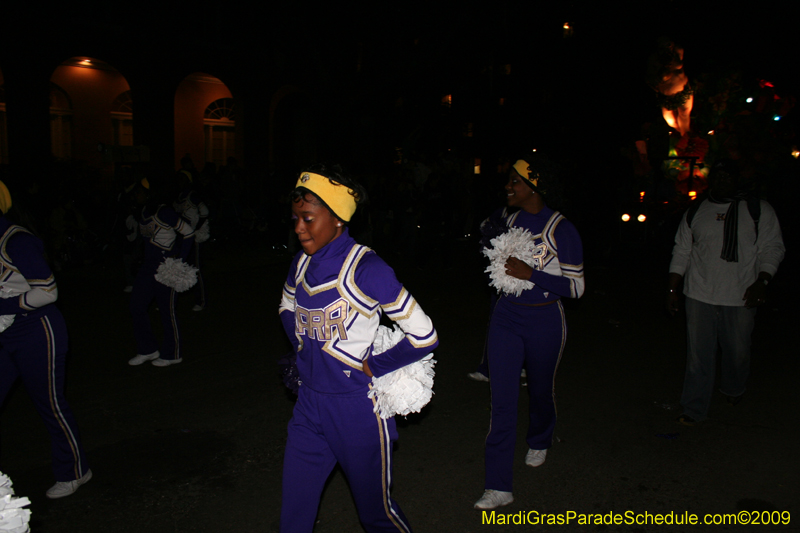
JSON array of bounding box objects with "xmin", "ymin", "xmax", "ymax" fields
[{"xmin": 0, "ymin": 147, "xmax": 512, "ymax": 280}]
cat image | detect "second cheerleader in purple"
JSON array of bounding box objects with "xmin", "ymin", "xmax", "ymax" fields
[{"xmin": 475, "ymin": 157, "xmax": 585, "ymax": 510}]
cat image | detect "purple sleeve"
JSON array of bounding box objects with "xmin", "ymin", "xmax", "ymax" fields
[
  {"xmin": 0, "ymin": 233, "xmax": 58, "ymax": 314},
  {"xmin": 527, "ymin": 218, "xmax": 585, "ymax": 299},
  {"xmin": 278, "ymin": 253, "xmax": 303, "ymax": 352},
  {"xmin": 358, "ymin": 253, "xmax": 439, "ymax": 378}
]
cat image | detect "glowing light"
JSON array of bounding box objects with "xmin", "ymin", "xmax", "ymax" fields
[
  {"xmin": 639, "ymin": 191, "xmax": 645, "ymax": 202},
  {"xmin": 689, "ymin": 191, "xmax": 697, "ymax": 199},
  {"xmin": 531, "ymin": 148, "xmax": 537, "ymax": 152},
  {"xmin": 474, "ymin": 158, "xmax": 481, "ymax": 174},
  {"xmin": 746, "ymin": 97, "xmax": 753, "ymax": 103},
  {"xmin": 773, "ymin": 115, "xmax": 781, "ymax": 121},
  {"xmin": 708, "ymin": 130, "xmax": 715, "ymax": 135},
  {"xmin": 792, "ymin": 150, "xmax": 800, "ymax": 159},
  {"xmin": 563, "ymin": 22, "xmax": 570, "ymax": 29},
  {"xmin": 441, "ymin": 94, "xmax": 452, "ymax": 107},
  {"xmin": 621, "ymin": 214, "xmax": 631, "ymax": 222},
  {"xmin": 637, "ymin": 214, "xmax": 646, "ymax": 222}
]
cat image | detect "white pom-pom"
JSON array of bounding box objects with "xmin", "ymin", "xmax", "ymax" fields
[
  {"xmin": 0, "ymin": 286, "xmax": 24, "ymax": 334},
  {"xmin": 194, "ymin": 221, "xmax": 210, "ymax": 244},
  {"xmin": 0, "ymin": 315, "xmax": 15, "ymax": 334},
  {"xmin": 0, "ymin": 472, "xmax": 13, "ymax": 498},
  {"xmin": 367, "ymin": 325, "xmax": 436, "ymax": 419},
  {"xmin": 0, "ymin": 472, "xmax": 31, "ymax": 533},
  {"xmin": 482, "ymin": 226, "xmax": 536, "ymax": 297},
  {"xmin": 154, "ymin": 258, "xmax": 198, "ymax": 292}
]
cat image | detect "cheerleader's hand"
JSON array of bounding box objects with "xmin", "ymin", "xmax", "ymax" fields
[
  {"xmin": 505, "ymin": 256, "xmax": 534, "ymax": 281},
  {"xmin": 362, "ymin": 358, "xmax": 374, "ymax": 378}
]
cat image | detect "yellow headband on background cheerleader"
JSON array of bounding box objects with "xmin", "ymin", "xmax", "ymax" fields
[
  {"xmin": 0, "ymin": 180, "xmax": 12, "ymax": 215},
  {"xmin": 295, "ymin": 172, "xmax": 357, "ymax": 222}
]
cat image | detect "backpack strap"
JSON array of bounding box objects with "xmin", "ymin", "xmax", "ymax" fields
[{"xmin": 686, "ymin": 196, "xmax": 761, "ymax": 241}]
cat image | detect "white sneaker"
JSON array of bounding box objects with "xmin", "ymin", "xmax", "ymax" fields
[
  {"xmin": 128, "ymin": 351, "xmax": 160, "ymax": 366},
  {"xmin": 46, "ymin": 469, "xmax": 92, "ymax": 499},
  {"xmin": 468, "ymin": 372, "xmax": 489, "ymax": 382},
  {"xmin": 474, "ymin": 489, "xmax": 513, "ymax": 510},
  {"xmin": 152, "ymin": 358, "xmax": 182, "ymax": 367},
  {"xmin": 525, "ymin": 449, "xmax": 547, "ymax": 467}
]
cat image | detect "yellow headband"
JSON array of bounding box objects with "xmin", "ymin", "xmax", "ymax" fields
[
  {"xmin": 0, "ymin": 180, "xmax": 12, "ymax": 215},
  {"xmin": 512, "ymin": 160, "xmax": 539, "ymax": 188},
  {"xmin": 295, "ymin": 172, "xmax": 357, "ymax": 222}
]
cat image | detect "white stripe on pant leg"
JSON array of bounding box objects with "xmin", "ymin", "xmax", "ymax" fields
[{"xmin": 43, "ymin": 316, "xmax": 83, "ymax": 478}]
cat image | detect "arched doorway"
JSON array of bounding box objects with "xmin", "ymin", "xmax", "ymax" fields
[
  {"xmin": 49, "ymin": 57, "xmax": 133, "ymax": 180},
  {"xmin": 174, "ymin": 73, "xmax": 237, "ymax": 172},
  {"xmin": 204, "ymin": 97, "xmax": 236, "ymax": 168}
]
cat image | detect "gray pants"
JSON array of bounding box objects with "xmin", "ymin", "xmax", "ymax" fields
[{"xmin": 681, "ymin": 297, "xmax": 756, "ymax": 421}]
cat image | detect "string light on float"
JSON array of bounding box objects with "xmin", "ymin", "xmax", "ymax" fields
[
  {"xmin": 621, "ymin": 214, "xmax": 631, "ymax": 222},
  {"xmin": 639, "ymin": 191, "xmax": 645, "ymax": 202},
  {"xmin": 688, "ymin": 190, "xmax": 697, "ymax": 200},
  {"xmin": 563, "ymin": 22, "xmax": 574, "ymax": 38},
  {"xmin": 637, "ymin": 214, "xmax": 647, "ymax": 222},
  {"xmin": 746, "ymin": 97, "xmax": 754, "ymax": 103},
  {"xmin": 792, "ymin": 147, "xmax": 799, "ymax": 159}
]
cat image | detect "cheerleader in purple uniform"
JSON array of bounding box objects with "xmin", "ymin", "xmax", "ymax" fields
[
  {"xmin": 127, "ymin": 179, "xmax": 195, "ymax": 367},
  {"xmin": 174, "ymin": 167, "xmax": 209, "ymax": 311},
  {"xmin": 0, "ymin": 181, "xmax": 91, "ymax": 498},
  {"xmin": 278, "ymin": 165, "xmax": 438, "ymax": 533},
  {"xmin": 474, "ymin": 158, "xmax": 585, "ymax": 510}
]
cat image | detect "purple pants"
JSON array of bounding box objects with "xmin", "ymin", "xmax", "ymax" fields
[
  {"xmin": 484, "ymin": 298, "xmax": 566, "ymax": 492},
  {"xmin": 0, "ymin": 309, "xmax": 90, "ymax": 481},
  {"xmin": 130, "ymin": 268, "xmax": 181, "ymax": 360},
  {"xmin": 281, "ymin": 385, "xmax": 412, "ymax": 533}
]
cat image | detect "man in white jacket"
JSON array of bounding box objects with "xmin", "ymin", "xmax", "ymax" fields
[{"xmin": 666, "ymin": 160, "xmax": 785, "ymax": 425}]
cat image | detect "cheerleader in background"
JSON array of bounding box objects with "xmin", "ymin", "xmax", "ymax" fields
[
  {"xmin": 174, "ymin": 166, "xmax": 210, "ymax": 311},
  {"xmin": 0, "ymin": 180, "xmax": 92, "ymax": 498},
  {"xmin": 128, "ymin": 178, "xmax": 195, "ymax": 367},
  {"xmin": 475, "ymin": 158, "xmax": 584, "ymax": 510}
]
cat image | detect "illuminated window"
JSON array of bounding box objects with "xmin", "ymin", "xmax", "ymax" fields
[
  {"xmin": 111, "ymin": 90, "xmax": 133, "ymax": 146},
  {"xmin": 474, "ymin": 158, "xmax": 481, "ymax": 174},
  {"xmin": 204, "ymin": 98, "xmax": 236, "ymax": 168},
  {"xmin": 49, "ymin": 83, "xmax": 73, "ymax": 159}
]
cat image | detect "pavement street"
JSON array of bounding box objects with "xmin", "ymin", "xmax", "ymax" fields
[{"xmin": 1, "ymin": 236, "xmax": 797, "ymax": 532}]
